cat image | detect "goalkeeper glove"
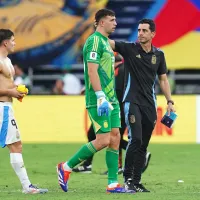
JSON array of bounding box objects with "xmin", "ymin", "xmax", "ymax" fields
[{"xmin": 95, "ymin": 91, "xmax": 113, "ymax": 116}]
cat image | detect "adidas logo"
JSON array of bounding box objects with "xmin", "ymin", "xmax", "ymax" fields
[
  {"xmin": 136, "ymin": 188, "xmax": 143, "ymax": 192},
  {"xmin": 136, "ymin": 54, "xmax": 141, "ymax": 58}
]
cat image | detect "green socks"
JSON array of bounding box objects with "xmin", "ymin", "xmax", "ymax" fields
[
  {"xmin": 67, "ymin": 142, "xmax": 97, "ymax": 168},
  {"xmin": 65, "ymin": 144, "xmax": 119, "ymax": 185},
  {"xmin": 106, "ymin": 148, "xmax": 119, "ymax": 185}
]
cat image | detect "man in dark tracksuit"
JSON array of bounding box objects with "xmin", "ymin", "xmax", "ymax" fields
[
  {"xmin": 73, "ymin": 54, "xmax": 152, "ymax": 174},
  {"xmin": 109, "ymin": 19, "xmax": 175, "ymax": 192}
]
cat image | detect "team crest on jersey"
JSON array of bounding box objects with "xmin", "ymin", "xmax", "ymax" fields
[
  {"xmin": 129, "ymin": 115, "xmax": 135, "ymax": 123},
  {"xmin": 90, "ymin": 52, "xmax": 97, "ymax": 60},
  {"xmin": 103, "ymin": 121, "xmax": 108, "ymax": 128},
  {"xmin": 151, "ymin": 55, "xmax": 156, "ymax": 64},
  {"xmin": 136, "ymin": 54, "xmax": 141, "ymax": 59}
]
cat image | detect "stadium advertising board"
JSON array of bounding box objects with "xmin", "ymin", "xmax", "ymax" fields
[{"xmin": 13, "ymin": 95, "xmax": 197, "ymax": 143}]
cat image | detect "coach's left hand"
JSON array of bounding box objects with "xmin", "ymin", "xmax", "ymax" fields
[{"xmin": 167, "ymin": 102, "xmax": 176, "ymax": 116}]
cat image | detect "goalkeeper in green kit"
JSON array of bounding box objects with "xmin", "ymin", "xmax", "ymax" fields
[{"xmin": 57, "ymin": 8, "xmax": 135, "ymax": 194}]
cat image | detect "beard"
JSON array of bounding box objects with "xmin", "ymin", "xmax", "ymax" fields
[{"xmin": 107, "ymin": 30, "xmax": 114, "ymax": 35}]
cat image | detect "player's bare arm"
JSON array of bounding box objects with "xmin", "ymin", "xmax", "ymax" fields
[
  {"xmin": 158, "ymin": 74, "xmax": 172, "ymax": 101},
  {"xmin": 158, "ymin": 73, "xmax": 175, "ymax": 113},
  {"xmin": 0, "ymin": 82, "xmax": 25, "ymax": 99},
  {"xmin": 88, "ymin": 62, "xmax": 102, "ymax": 91}
]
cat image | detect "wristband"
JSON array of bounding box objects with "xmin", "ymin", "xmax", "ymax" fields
[
  {"xmin": 167, "ymin": 100, "xmax": 174, "ymax": 105},
  {"xmin": 95, "ymin": 91, "xmax": 105, "ymax": 98}
]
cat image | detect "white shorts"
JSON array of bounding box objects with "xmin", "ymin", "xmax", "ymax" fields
[{"xmin": 0, "ymin": 102, "xmax": 21, "ymax": 148}]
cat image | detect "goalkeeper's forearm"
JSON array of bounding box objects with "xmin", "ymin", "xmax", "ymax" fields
[{"xmin": 88, "ymin": 63, "xmax": 102, "ymax": 92}]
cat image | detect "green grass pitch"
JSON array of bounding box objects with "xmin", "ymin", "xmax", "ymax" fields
[{"xmin": 0, "ymin": 144, "xmax": 200, "ymax": 200}]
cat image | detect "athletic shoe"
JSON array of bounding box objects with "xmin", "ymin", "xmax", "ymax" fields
[
  {"xmin": 22, "ymin": 184, "xmax": 48, "ymax": 194},
  {"xmin": 57, "ymin": 162, "xmax": 71, "ymax": 192},
  {"xmin": 106, "ymin": 183, "xmax": 135, "ymax": 193},
  {"xmin": 124, "ymin": 178, "xmax": 136, "ymax": 192},
  {"xmin": 133, "ymin": 184, "xmax": 150, "ymax": 192}
]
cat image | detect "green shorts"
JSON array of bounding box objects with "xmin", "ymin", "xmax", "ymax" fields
[{"xmin": 87, "ymin": 104, "xmax": 121, "ymax": 134}]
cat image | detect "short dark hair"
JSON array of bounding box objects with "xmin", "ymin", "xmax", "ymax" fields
[
  {"xmin": 138, "ymin": 19, "xmax": 156, "ymax": 32},
  {"xmin": 0, "ymin": 29, "xmax": 14, "ymax": 44},
  {"xmin": 95, "ymin": 9, "xmax": 115, "ymax": 25}
]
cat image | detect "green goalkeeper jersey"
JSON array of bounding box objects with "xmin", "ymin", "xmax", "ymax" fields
[{"xmin": 83, "ymin": 31, "xmax": 118, "ymax": 108}]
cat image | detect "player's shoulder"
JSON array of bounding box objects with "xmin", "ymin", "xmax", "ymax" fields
[
  {"xmin": 0, "ymin": 57, "xmax": 12, "ymax": 64},
  {"xmin": 0, "ymin": 57, "xmax": 11, "ymax": 71},
  {"xmin": 87, "ymin": 32, "xmax": 101, "ymax": 42},
  {"xmin": 131, "ymin": 42, "xmax": 140, "ymax": 48},
  {"xmin": 153, "ymin": 46, "xmax": 165, "ymax": 55},
  {"xmin": 85, "ymin": 33, "xmax": 101, "ymax": 49},
  {"xmin": 85, "ymin": 33, "xmax": 103, "ymax": 53}
]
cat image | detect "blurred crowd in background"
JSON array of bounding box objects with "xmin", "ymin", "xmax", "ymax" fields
[{"xmin": 1, "ymin": 0, "xmax": 199, "ymax": 95}]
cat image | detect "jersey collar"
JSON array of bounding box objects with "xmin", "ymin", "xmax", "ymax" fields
[
  {"xmin": 136, "ymin": 42, "xmax": 156, "ymax": 54},
  {"xmin": 95, "ymin": 31, "xmax": 108, "ymax": 40}
]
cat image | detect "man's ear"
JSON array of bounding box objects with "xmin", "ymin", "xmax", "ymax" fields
[
  {"xmin": 3, "ymin": 40, "xmax": 7, "ymax": 47},
  {"xmin": 99, "ymin": 19, "xmax": 104, "ymax": 27},
  {"xmin": 152, "ymin": 31, "xmax": 156, "ymax": 39}
]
